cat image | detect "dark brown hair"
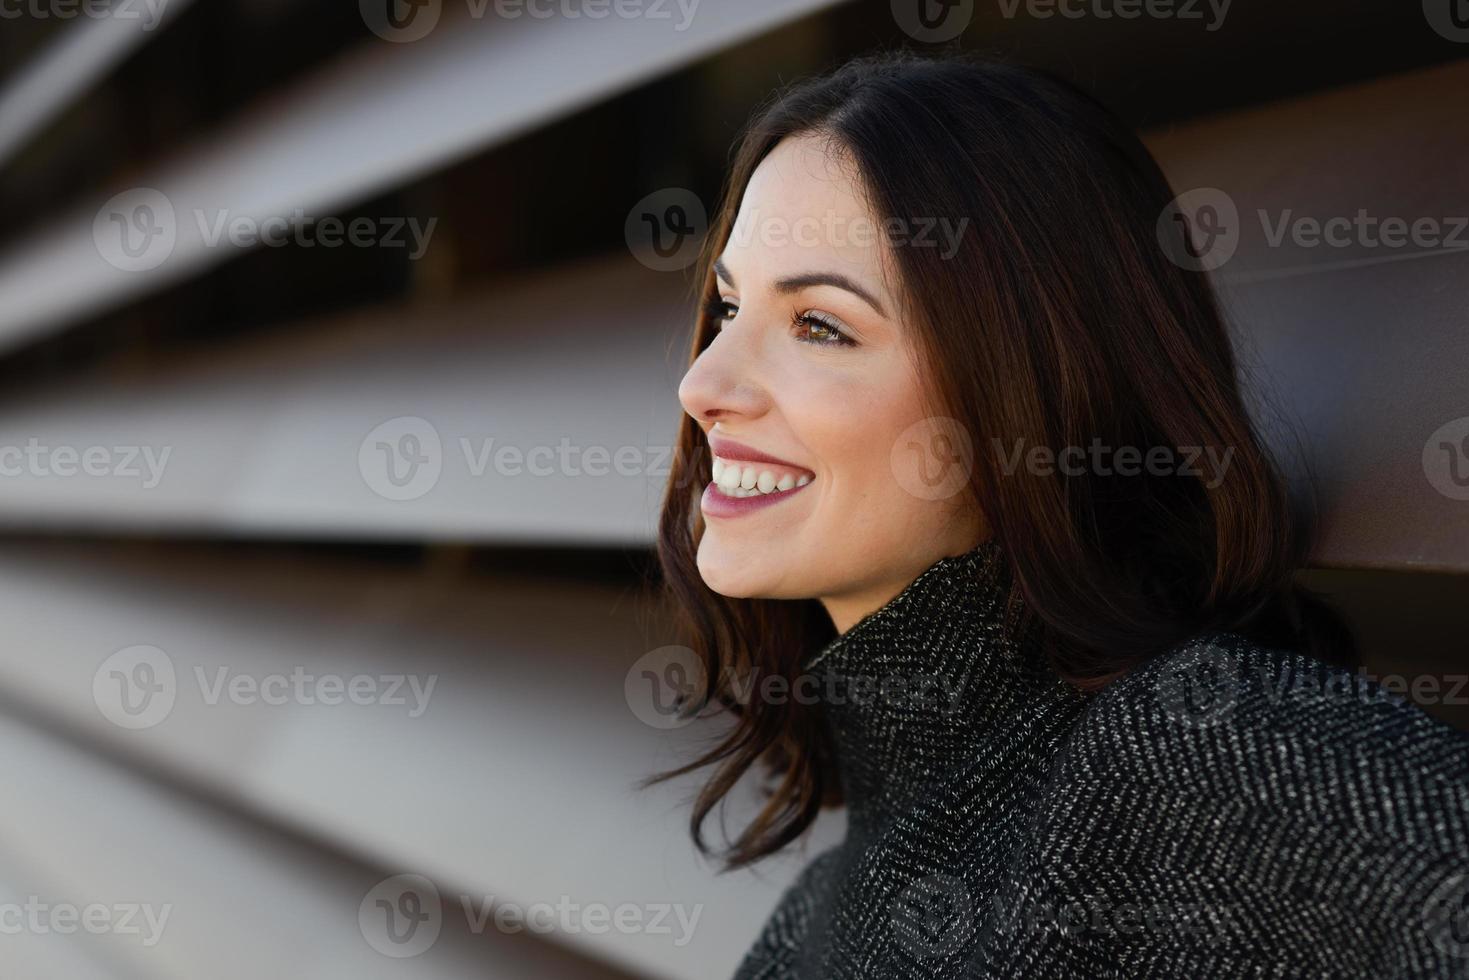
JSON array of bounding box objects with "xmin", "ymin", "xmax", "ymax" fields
[{"xmin": 651, "ymin": 50, "xmax": 1353, "ymax": 870}]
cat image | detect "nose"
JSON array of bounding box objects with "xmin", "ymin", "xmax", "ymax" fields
[{"xmin": 677, "ymin": 327, "xmax": 771, "ymax": 427}]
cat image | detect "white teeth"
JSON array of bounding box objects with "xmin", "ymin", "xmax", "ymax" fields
[{"xmin": 710, "ymin": 455, "xmax": 813, "ymax": 497}]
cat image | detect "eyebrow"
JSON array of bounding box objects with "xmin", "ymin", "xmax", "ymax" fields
[{"xmin": 713, "ymin": 257, "xmax": 888, "ymax": 318}]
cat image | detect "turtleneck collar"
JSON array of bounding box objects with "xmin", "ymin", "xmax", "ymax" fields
[{"xmin": 802, "ymin": 538, "xmax": 1082, "ymax": 837}]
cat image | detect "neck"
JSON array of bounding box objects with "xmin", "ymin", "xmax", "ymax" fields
[
  {"xmin": 819, "ymin": 576, "xmax": 917, "ymax": 636},
  {"xmin": 803, "ymin": 538, "xmax": 1082, "ymax": 838},
  {"xmin": 820, "ymin": 539, "xmax": 990, "ymax": 635}
]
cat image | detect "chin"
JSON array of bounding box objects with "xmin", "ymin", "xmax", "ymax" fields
[{"xmin": 695, "ymin": 535, "xmax": 780, "ymax": 599}]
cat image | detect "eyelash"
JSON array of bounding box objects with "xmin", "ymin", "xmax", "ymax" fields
[{"xmin": 703, "ymin": 298, "xmax": 857, "ymax": 348}]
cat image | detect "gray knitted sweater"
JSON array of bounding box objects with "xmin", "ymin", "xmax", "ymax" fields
[{"xmin": 734, "ymin": 540, "xmax": 1469, "ymax": 979}]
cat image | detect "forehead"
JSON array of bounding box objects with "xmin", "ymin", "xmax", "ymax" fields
[{"xmin": 726, "ymin": 133, "xmax": 889, "ymax": 284}]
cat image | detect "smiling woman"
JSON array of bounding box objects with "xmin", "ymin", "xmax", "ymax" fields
[
  {"xmin": 679, "ymin": 127, "xmax": 987, "ymax": 632},
  {"xmin": 650, "ymin": 50, "xmax": 1469, "ymax": 980}
]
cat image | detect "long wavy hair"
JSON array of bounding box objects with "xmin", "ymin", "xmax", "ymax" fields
[{"xmin": 650, "ymin": 50, "xmax": 1353, "ymax": 871}]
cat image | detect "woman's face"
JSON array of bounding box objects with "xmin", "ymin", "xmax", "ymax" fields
[{"xmin": 677, "ymin": 132, "xmax": 986, "ymax": 633}]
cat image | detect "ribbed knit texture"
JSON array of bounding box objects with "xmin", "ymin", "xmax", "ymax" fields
[{"xmin": 733, "ymin": 539, "xmax": 1469, "ymax": 979}]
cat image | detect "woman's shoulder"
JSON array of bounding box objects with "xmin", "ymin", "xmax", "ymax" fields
[
  {"xmin": 1050, "ymin": 628, "xmax": 1469, "ymax": 847},
  {"xmin": 1006, "ymin": 631, "xmax": 1469, "ymax": 975}
]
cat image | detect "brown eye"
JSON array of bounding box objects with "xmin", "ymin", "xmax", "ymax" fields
[
  {"xmin": 792, "ymin": 310, "xmax": 856, "ymax": 348},
  {"xmin": 705, "ymin": 298, "xmax": 738, "ymax": 324}
]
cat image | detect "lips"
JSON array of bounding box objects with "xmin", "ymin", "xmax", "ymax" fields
[
  {"xmin": 707, "ymin": 436, "xmax": 814, "ymax": 476},
  {"xmin": 701, "ymin": 435, "xmax": 816, "ymax": 519}
]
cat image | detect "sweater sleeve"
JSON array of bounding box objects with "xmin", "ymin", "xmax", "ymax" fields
[{"xmin": 966, "ymin": 632, "xmax": 1469, "ymax": 980}]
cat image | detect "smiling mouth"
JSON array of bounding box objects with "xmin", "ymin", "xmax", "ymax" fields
[{"xmin": 710, "ymin": 455, "xmax": 814, "ymax": 498}]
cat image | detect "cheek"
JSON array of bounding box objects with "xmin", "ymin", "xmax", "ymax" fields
[{"xmin": 785, "ymin": 361, "xmax": 931, "ymax": 510}]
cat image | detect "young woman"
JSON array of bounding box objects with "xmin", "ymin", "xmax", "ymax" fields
[{"xmin": 653, "ymin": 51, "xmax": 1469, "ymax": 978}]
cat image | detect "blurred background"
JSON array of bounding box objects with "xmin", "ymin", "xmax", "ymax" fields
[{"xmin": 0, "ymin": 0, "xmax": 1466, "ymax": 977}]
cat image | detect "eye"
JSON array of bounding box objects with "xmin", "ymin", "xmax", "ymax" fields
[
  {"xmin": 705, "ymin": 297, "xmax": 738, "ymax": 324},
  {"xmin": 792, "ymin": 310, "xmax": 857, "ymax": 348}
]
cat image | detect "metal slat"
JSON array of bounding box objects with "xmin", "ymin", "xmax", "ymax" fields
[
  {"xmin": 0, "ymin": 539, "xmax": 835, "ymax": 979},
  {"xmin": 0, "ymin": 707, "xmax": 647, "ymax": 979},
  {"xmin": 0, "ymin": 254, "xmax": 690, "ymax": 543},
  {"xmin": 0, "ymin": 0, "xmax": 195, "ymax": 168},
  {"xmin": 1145, "ymin": 58, "xmax": 1469, "ymax": 573},
  {"xmin": 0, "ymin": 0, "xmax": 846, "ymax": 352}
]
